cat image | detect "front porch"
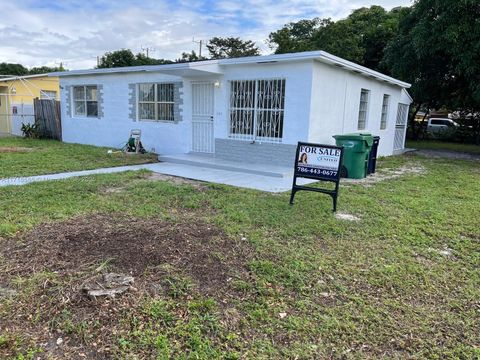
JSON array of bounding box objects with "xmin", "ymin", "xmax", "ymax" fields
[{"xmin": 158, "ymin": 152, "xmax": 293, "ymax": 178}]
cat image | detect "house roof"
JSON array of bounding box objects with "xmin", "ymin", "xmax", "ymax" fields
[
  {"xmin": 0, "ymin": 73, "xmax": 54, "ymax": 82},
  {"xmin": 50, "ymin": 51, "xmax": 411, "ymax": 89}
]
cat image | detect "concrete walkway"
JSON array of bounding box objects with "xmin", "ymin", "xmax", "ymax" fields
[
  {"xmin": 0, "ymin": 164, "xmax": 154, "ymax": 187},
  {"xmin": 0, "ymin": 162, "xmax": 316, "ymax": 192}
]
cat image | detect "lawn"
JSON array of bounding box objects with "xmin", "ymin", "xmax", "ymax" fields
[
  {"xmin": 0, "ymin": 137, "xmax": 158, "ymax": 179},
  {"xmin": 0, "ymin": 152, "xmax": 479, "ymax": 359},
  {"xmin": 407, "ymin": 139, "xmax": 480, "ymax": 154}
]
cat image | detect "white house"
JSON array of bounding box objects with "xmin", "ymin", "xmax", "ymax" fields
[{"xmin": 54, "ymin": 51, "xmax": 412, "ymax": 167}]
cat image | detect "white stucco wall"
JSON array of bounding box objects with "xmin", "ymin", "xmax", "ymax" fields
[
  {"xmin": 214, "ymin": 61, "xmax": 313, "ymax": 145},
  {"xmin": 60, "ymin": 72, "xmax": 189, "ymax": 155},
  {"xmin": 59, "ymin": 59, "xmax": 409, "ymax": 159},
  {"xmin": 309, "ymin": 61, "xmax": 410, "ymax": 156}
]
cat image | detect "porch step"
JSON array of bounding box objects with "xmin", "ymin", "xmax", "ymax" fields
[{"xmin": 158, "ymin": 154, "xmax": 293, "ymax": 178}]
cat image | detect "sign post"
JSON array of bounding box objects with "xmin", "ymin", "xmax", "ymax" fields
[{"xmin": 290, "ymin": 142, "xmax": 344, "ymax": 212}]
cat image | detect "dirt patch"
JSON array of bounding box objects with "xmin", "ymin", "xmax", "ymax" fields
[
  {"xmin": 342, "ymin": 164, "xmax": 426, "ymax": 187},
  {"xmin": 102, "ymin": 186, "xmax": 126, "ymax": 193},
  {"xmin": 335, "ymin": 212, "xmax": 361, "ymax": 221},
  {"xmin": 415, "ymin": 149, "xmax": 480, "ymax": 161},
  {"xmin": 0, "ymin": 146, "xmax": 34, "ymax": 153},
  {"xmin": 146, "ymin": 172, "xmax": 209, "ymax": 190},
  {"xmin": 0, "ymin": 214, "xmax": 254, "ymax": 358},
  {"xmin": 4, "ymin": 214, "xmax": 250, "ymax": 296}
]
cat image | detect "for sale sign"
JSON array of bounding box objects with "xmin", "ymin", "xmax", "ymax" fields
[
  {"xmin": 296, "ymin": 144, "xmax": 342, "ymax": 180},
  {"xmin": 290, "ymin": 142, "xmax": 344, "ymax": 212}
]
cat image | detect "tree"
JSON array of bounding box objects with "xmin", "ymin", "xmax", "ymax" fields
[
  {"xmin": 206, "ymin": 37, "xmax": 260, "ymax": 59},
  {"xmin": 97, "ymin": 49, "xmax": 173, "ymax": 68},
  {"xmin": 267, "ymin": 18, "xmax": 324, "ymax": 54},
  {"xmin": 29, "ymin": 65, "xmax": 66, "ymax": 74},
  {"xmin": 97, "ymin": 49, "xmax": 137, "ymax": 68},
  {"xmin": 175, "ymin": 50, "xmax": 206, "ymax": 63},
  {"xmin": 268, "ymin": 6, "xmax": 406, "ymax": 72},
  {"xmin": 0, "ymin": 63, "xmax": 29, "ymax": 76},
  {"xmin": 383, "ymin": 0, "xmax": 480, "ymax": 141},
  {"xmin": 0, "ymin": 63, "xmax": 66, "ymax": 76},
  {"xmin": 134, "ymin": 53, "xmax": 172, "ymax": 66}
]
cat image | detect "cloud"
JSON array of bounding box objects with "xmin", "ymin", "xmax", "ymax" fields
[{"xmin": 0, "ymin": 0, "xmax": 412, "ymax": 70}]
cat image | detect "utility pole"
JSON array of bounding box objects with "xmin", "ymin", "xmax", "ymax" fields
[
  {"xmin": 193, "ymin": 37, "xmax": 204, "ymax": 58},
  {"xmin": 141, "ymin": 46, "xmax": 155, "ymax": 58},
  {"xmin": 91, "ymin": 55, "xmax": 100, "ymax": 67}
]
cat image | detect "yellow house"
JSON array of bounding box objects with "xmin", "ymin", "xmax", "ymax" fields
[{"xmin": 0, "ymin": 74, "xmax": 60, "ymax": 135}]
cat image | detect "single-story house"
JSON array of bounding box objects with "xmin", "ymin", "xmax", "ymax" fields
[
  {"xmin": 53, "ymin": 51, "xmax": 412, "ymax": 166},
  {"xmin": 0, "ymin": 74, "xmax": 60, "ymax": 135}
]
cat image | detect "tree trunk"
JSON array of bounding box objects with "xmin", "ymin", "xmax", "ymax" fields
[{"xmin": 408, "ymin": 103, "xmax": 422, "ymax": 140}]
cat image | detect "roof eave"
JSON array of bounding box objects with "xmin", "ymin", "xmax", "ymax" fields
[
  {"xmin": 0, "ymin": 73, "xmax": 54, "ymax": 82},
  {"xmin": 316, "ymin": 52, "xmax": 411, "ymax": 89}
]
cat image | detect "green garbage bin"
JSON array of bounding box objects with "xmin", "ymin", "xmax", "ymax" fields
[{"xmin": 333, "ymin": 133, "xmax": 373, "ymax": 179}]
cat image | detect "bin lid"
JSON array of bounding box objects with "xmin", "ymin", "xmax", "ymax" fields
[{"xmin": 333, "ymin": 133, "xmax": 374, "ymax": 146}]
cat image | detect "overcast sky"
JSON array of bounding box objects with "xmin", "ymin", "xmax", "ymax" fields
[{"xmin": 0, "ymin": 0, "xmax": 412, "ymax": 70}]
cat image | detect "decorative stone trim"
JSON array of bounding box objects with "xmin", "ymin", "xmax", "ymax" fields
[
  {"xmin": 173, "ymin": 82, "xmax": 183, "ymax": 123},
  {"xmin": 128, "ymin": 84, "xmax": 137, "ymax": 121},
  {"xmin": 65, "ymin": 86, "xmax": 72, "ymax": 117},
  {"xmin": 96, "ymin": 84, "xmax": 104, "ymax": 118}
]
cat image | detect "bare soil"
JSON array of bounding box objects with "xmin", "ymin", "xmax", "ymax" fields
[
  {"xmin": 4, "ymin": 213, "xmax": 250, "ymax": 296},
  {"xmin": 0, "ymin": 146, "xmax": 34, "ymax": 153},
  {"xmin": 342, "ymin": 164, "xmax": 426, "ymax": 187},
  {"xmin": 0, "ymin": 214, "xmax": 253, "ymax": 359},
  {"xmin": 146, "ymin": 172, "xmax": 209, "ymax": 190}
]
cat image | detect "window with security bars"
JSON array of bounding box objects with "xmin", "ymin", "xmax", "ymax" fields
[
  {"xmin": 380, "ymin": 94, "xmax": 390, "ymax": 130},
  {"xmin": 137, "ymin": 83, "xmax": 175, "ymax": 121},
  {"xmin": 357, "ymin": 89, "xmax": 370, "ymax": 130},
  {"xmin": 229, "ymin": 79, "xmax": 285, "ymax": 142}
]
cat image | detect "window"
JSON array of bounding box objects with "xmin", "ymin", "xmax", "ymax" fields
[
  {"xmin": 380, "ymin": 94, "xmax": 390, "ymax": 130},
  {"xmin": 357, "ymin": 89, "xmax": 370, "ymax": 130},
  {"xmin": 40, "ymin": 90, "xmax": 57, "ymax": 100},
  {"xmin": 229, "ymin": 79, "xmax": 285, "ymax": 142},
  {"xmin": 430, "ymin": 119, "xmax": 453, "ymax": 126},
  {"xmin": 137, "ymin": 83, "xmax": 174, "ymax": 121},
  {"xmin": 73, "ymin": 85, "xmax": 98, "ymax": 117}
]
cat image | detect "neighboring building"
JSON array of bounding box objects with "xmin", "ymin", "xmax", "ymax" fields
[
  {"xmin": 54, "ymin": 51, "xmax": 412, "ymax": 166},
  {"xmin": 0, "ymin": 74, "xmax": 60, "ymax": 135}
]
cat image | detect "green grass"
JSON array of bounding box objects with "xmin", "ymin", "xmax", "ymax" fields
[
  {"xmin": 1, "ymin": 154, "xmax": 479, "ymax": 359},
  {"xmin": 0, "ymin": 137, "xmax": 158, "ymax": 178},
  {"xmin": 407, "ymin": 139, "xmax": 480, "ymax": 154}
]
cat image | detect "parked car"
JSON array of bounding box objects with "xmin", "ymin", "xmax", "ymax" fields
[{"xmin": 426, "ymin": 118, "xmax": 459, "ymax": 137}]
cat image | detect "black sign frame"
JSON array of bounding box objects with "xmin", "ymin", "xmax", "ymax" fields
[{"xmin": 289, "ymin": 142, "xmax": 344, "ymax": 212}]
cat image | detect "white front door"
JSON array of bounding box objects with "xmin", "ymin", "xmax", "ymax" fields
[{"xmin": 192, "ymin": 82, "xmax": 214, "ymax": 153}]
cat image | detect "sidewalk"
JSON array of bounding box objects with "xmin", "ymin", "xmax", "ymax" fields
[{"xmin": 0, "ymin": 162, "xmax": 316, "ymax": 192}]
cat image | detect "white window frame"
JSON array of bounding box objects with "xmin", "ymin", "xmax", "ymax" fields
[
  {"xmin": 357, "ymin": 89, "xmax": 370, "ymax": 130},
  {"xmin": 380, "ymin": 94, "xmax": 390, "ymax": 130},
  {"xmin": 40, "ymin": 90, "xmax": 57, "ymax": 100},
  {"xmin": 228, "ymin": 78, "xmax": 286, "ymax": 143},
  {"xmin": 136, "ymin": 83, "xmax": 175, "ymax": 122},
  {"xmin": 72, "ymin": 85, "xmax": 98, "ymax": 118}
]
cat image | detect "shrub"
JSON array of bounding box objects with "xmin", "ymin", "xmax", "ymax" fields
[{"xmin": 21, "ymin": 122, "xmax": 39, "ymax": 138}]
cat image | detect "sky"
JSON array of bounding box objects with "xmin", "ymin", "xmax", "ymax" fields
[{"xmin": 0, "ymin": 0, "xmax": 412, "ymax": 70}]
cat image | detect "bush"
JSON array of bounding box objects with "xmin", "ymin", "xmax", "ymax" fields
[{"xmin": 21, "ymin": 122, "xmax": 39, "ymax": 138}]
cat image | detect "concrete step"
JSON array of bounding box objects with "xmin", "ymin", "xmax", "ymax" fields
[{"xmin": 158, "ymin": 154, "xmax": 293, "ymax": 178}]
